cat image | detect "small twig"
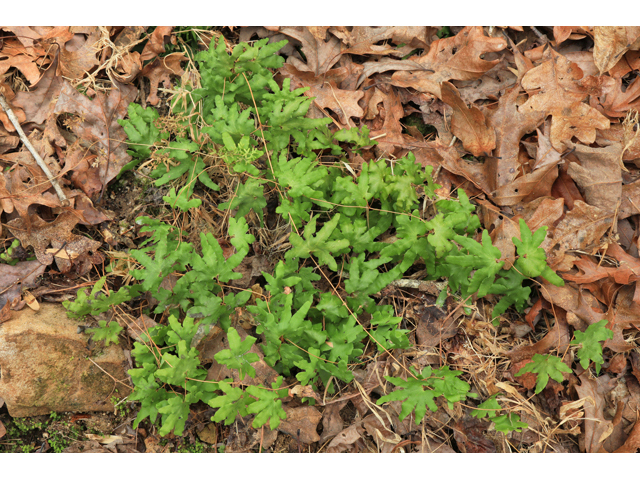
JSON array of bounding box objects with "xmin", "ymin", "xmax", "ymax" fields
[
  {"xmin": 0, "ymin": 92, "xmax": 69, "ymax": 206},
  {"xmin": 530, "ymin": 26, "xmax": 549, "ymax": 45}
]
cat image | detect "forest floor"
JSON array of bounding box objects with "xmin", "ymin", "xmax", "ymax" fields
[{"xmin": 1, "ymin": 26, "xmax": 640, "ymax": 453}]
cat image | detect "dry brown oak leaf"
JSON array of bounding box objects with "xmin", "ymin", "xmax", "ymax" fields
[
  {"xmin": 12, "ymin": 54, "xmax": 65, "ymax": 126},
  {"xmin": 566, "ymin": 142, "xmax": 622, "ymax": 215},
  {"xmin": 519, "ymin": 49, "xmax": 609, "ymax": 152},
  {"xmin": 52, "ymin": 79, "xmax": 137, "ymax": 188},
  {"xmin": 593, "ymin": 26, "xmax": 640, "ymax": 75},
  {"xmin": 387, "ymin": 26, "xmax": 507, "ymax": 99},
  {"xmin": 275, "ymin": 27, "xmax": 342, "ymax": 76},
  {"xmin": 492, "ymin": 126, "xmax": 562, "ymax": 206},
  {"xmin": 0, "ymin": 34, "xmax": 48, "ymax": 85},
  {"xmin": 597, "ymin": 75, "xmax": 640, "ymax": 118},
  {"xmin": 140, "ymin": 53, "xmax": 187, "ymax": 106},
  {"xmin": 329, "ymin": 26, "xmax": 430, "ymax": 57},
  {"xmin": 0, "ymin": 166, "xmax": 62, "ymax": 234},
  {"xmin": 0, "ymin": 260, "xmax": 46, "ymax": 310},
  {"xmin": 544, "ymin": 200, "xmax": 613, "ymax": 271},
  {"xmin": 440, "ymin": 81, "xmax": 496, "ymax": 157},
  {"xmin": 575, "ymin": 373, "xmax": 615, "ymax": 453},
  {"xmin": 279, "ymin": 63, "xmax": 364, "ymax": 126},
  {"xmin": 140, "ymin": 26, "xmax": 175, "ymax": 62},
  {"xmin": 38, "ymin": 27, "xmax": 101, "ymax": 81},
  {"xmin": 484, "ymin": 84, "xmax": 546, "ymax": 191},
  {"xmin": 7, "ymin": 211, "xmax": 102, "ymax": 272}
]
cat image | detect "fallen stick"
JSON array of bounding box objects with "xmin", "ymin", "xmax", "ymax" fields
[{"xmin": 0, "ymin": 92, "xmax": 69, "ymax": 206}]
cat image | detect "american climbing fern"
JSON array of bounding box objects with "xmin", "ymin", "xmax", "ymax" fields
[{"xmin": 66, "ymin": 36, "xmax": 568, "ymax": 438}]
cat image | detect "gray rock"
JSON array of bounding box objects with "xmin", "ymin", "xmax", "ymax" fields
[{"xmin": 0, "ymin": 303, "xmax": 130, "ymax": 417}]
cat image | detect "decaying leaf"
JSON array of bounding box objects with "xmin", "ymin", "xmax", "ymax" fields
[
  {"xmin": 52, "ymin": 79, "xmax": 137, "ymax": 187},
  {"xmin": 7, "ymin": 211, "xmax": 103, "ymax": 273},
  {"xmin": 277, "ymin": 406, "xmax": 322, "ymax": 444},
  {"xmin": 0, "ymin": 260, "xmax": 46, "ymax": 310},
  {"xmin": 388, "ymin": 26, "xmax": 507, "ymax": 98},
  {"xmin": 593, "ymin": 26, "xmax": 640, "ymax": 75},
  {"xmin": 140, "ymin": 52, "xmax": 187, "ymax": 106},
  {"xmin": 440, "ymin": 81, "xmax": 496, "ymax": 157}
]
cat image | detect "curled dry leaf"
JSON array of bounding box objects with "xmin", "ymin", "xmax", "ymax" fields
[
  {"xmin": 280, "ymin": 63, "xmax": 364, "ymax": 126},
  {"xmin": 389, "ymin": 26, "xmax": 507, "ymax": 98},
  {"xmin": 0, "ymin": 260, "xmax": 46, "ymax": 310},
  {"xmin": 575, "ymin": 373, "xmax": 616, "ymax": 452},
  {"xmin": 440, "ymin": 81, "xmax": 496, "ymax": 157},
  {"xmin": 52, "ymin": 79, "xmax": 137, "ymax": 186},
  {"xmin": 329, "ymin": 26, "xmax": 430, "ymax": 57},
  {"xmin": 0, "ymin": 34, "xmax": 48, "ymax": 85},
  {"xmin": 545, "ymin": 201, "xmax": 613, "ymax": 270},
  {"xmin": 593, "ymin": 26, "xmax": 640, "ymax": 75},
  {"xmin": 492, "ymin": 126, "xmax": 562, "ymax": 205},
  {"xmin": 277, "ymin": 405, "xmax": 322, "ymax": 444},
  {"xmin": 140, "ymin": 26, "xmax": 175, "ymax": 62},
  {"xmin": 597, "ymin": 76, "xmax": 640, "ymax": 118},
  {"xmin": 326, "ymin": 423, "xmax": 366, "ymax": 453},
  {"xmin": 140, "ymin": 52, "xmax": 187, "ymax": 106},
  {"xmin": 7, "ymin": 211, "xmax": 103, "ymax": 273},
  {"xmin": 320, "ymin": 402, "xmax": 346, "ymax": 443},
  {"xmin": 506, "ymin": 310, "xmax": 571, "ymax": 363},
  {"xmin": 275, "ymin": 27, "xmax": 342, "ymax": 76}
]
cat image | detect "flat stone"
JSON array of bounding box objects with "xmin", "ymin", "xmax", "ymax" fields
[{"xmin": 0, "ymin": 303, "xmax": 130, "ymax": 417}]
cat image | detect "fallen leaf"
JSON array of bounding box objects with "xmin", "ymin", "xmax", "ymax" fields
[
  {"xmin": 52, "ymin": 79, "xmax": 137, "ymax": 186},
  {"xmin": 276, "ymin": 27, "xmax": 342, "ymax": 76},
  {"xmin": 545, "ymin": 201, "xmax": 612, "ymax": 269},
  {"xmin": 280, "ymin": 63, "xmax": 364, "ymax": 126},
  {"xmin": 46, "ymin": 28, "xmax": 101, "ymax": 81},
  {"xmin": 615, "ymin": 418, "xmax": 640, "ymax": 453},
  {"xmin": 550, "ymin": 102, "xmax": 609, "ymax": 150},
  {"xmin": 85, "ymin": 434, "xmax": 127, "ymax": 446},
  {"xmin": 454, "ymin": 414, "xmax": 497, "ymax": 453},
  {"xmin": 329, "ymin": 26, "xmax": 430, "ymax": 57},
  {"xmin": 506, "ymin": 311, "xmax": 571, "ymax": 362},
  {"xmin": 362, "ymin": 414, "xmax": 401, "ymax": 453},
  {"xmin": 0, "ymin": 260, "xmax": 46, "ymax": 310},
  {"xmin": 593, "ymin": 26, "xmax": 640, "ymax": 74},
  {"xmin": 389, "ymin": 26, "xmax": 507, "ymax": 98},
  {"xmin": 485, "ymin": 84, "xmax": 545, "ymax": 190},
  {"xmin": 413, "ymin": 303, "xmax": 456, "ymax": 348},
  {"xmin": 575, "ymin": 372, "xmax": 616, "ymax": 452},
  {"xmin": 277, "ymin": 405, "xmax": 322, "ymax": 444},
  {"xmin": 320, "ymin": 402, "xmax": 346, "ymax": 443},
  {"xmin": 13, "ymin": 54, "xmax": 64, "ymax": 125},
  {"xmin": 440, "ymin": 81, "xmax": 496, "ymax": 156},
  {"xmin": 567, "ymin": 142, "xmax": 622, "ymax": 214},
  {"xmin": 326, "ymin": 423, "xmax": 365, "ymax": 453},
  {"xmin": 0, "ymin": 36, "xmax": 47, "ymax": 85},
  {"xmin": 22, "ymin": 290, "xmax": 39, "ymax": 311},
  {"xmin": 140, "ymin": 52, "xmax": 186, "ymax": 106},
  {"xmin": 7, "ymin": 211, "xmax": 103, "ymax": 273},
  {"xmin": 140, "ymin": 26, "xmax": 175, "ymax": 62},
  {"xmin": 289, "ymin": 385, "xmax": 323, "ymax": 405}
]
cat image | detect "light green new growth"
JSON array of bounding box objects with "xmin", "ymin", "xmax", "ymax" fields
[
  {"xmin": 570, "ymin": 319, "xmax": 614, "ymax": 374},
  {"xmin": 66, "ymin": 37, "xmax": 567, "ymax": 436},
  {"xmin": 516, "ymin": 354, "xmax": 572, "ymax": 394},
  {"xmin": 376, "ymin": 366, "xmax": 476, "ymax": 424},
  {"xmin": 471, "ymin": 394, "xmax": 528, "ymax": 433}
]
